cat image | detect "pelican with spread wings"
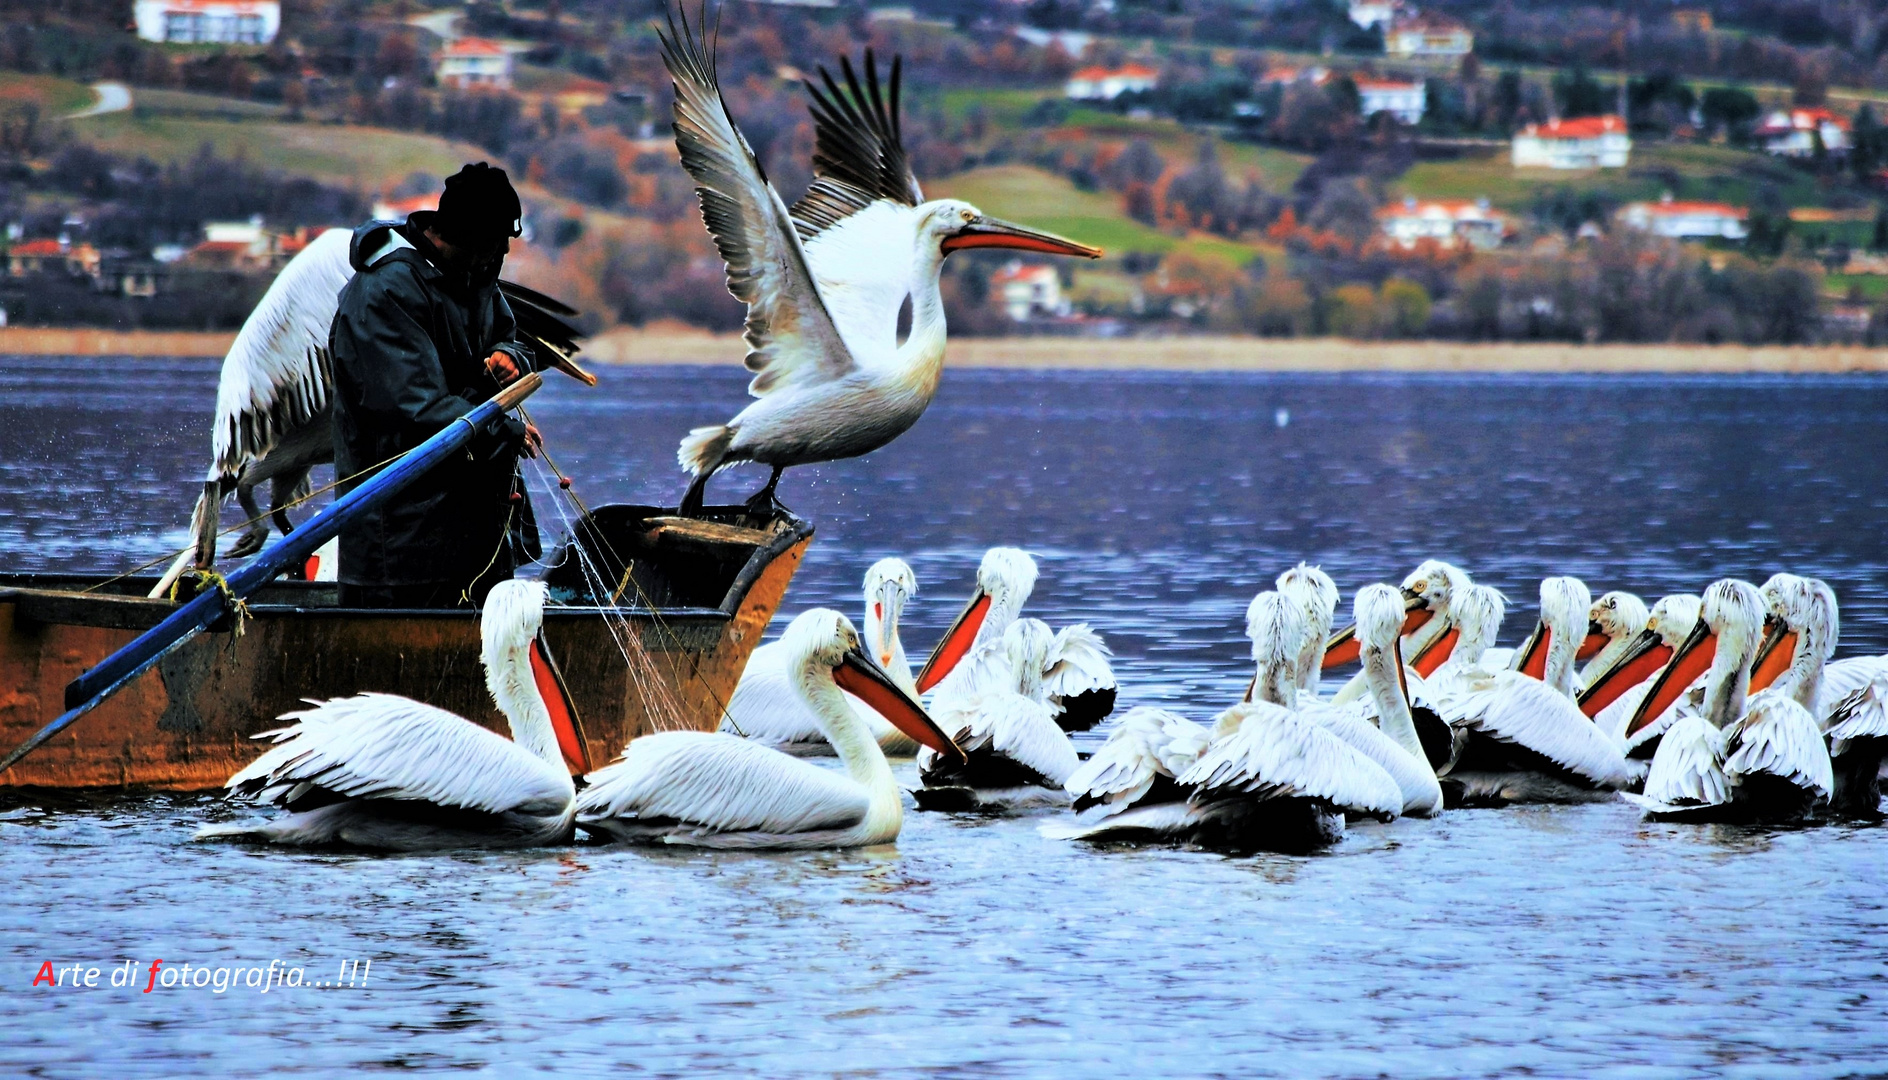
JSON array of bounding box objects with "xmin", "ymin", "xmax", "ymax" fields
[{"xmin": 658, "ymin": 10, "xmax": 1103, "ymax": 516}]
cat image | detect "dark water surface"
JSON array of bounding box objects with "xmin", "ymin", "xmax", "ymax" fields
[{"xmin": 3, "ymin": 355, "xmax": 1886, "ymax": 1076}]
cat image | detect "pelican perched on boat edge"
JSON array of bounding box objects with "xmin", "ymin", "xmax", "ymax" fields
[
  {"xmin": 153, "ymin": 227, "xmax": 593, "ymax": 597},
  {"xmin": 657, "ymin": 12, "xmax": 1101, "ymax": 516},
  {"xmin": 195, "ymin": 579, "xmax": 581, "ymax": 849},
  {"xmin": 577, "ymin": 608, "xmax": 961, "ymax": 848}
]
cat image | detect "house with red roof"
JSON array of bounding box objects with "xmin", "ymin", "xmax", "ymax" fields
[
  {"xmin": 1065, "ymin": 63, "xmax": 1159, "ymax": 102},
  {"xmin": 1511, "ymin": 115, "xmax": 1631, "ymax": 169},
  {"xmin": 990, "ymin": 261, "xmax": 1069, "ymax": 321},
  {"xmin": 1384, "ymin": 11, "xmax": 1473, "ymax": 58},
  {"xmin": 1616, "ymin": 194, "xmax": 1748, "ymax": 240},
  {"xmin": 1377, "ymin": 197, "xmax": 1511, "ymax": 250},
  {"xmin": 1754, "ymin": 108, "xmax": 1851, "ymax": 157},
  {"xmin": 1355, "ymin": 77, "xmax": 1426, "ymax": 125},
  {"xmin": 438, "ymin": 37, "xmax": 512, "ymax": 91}
]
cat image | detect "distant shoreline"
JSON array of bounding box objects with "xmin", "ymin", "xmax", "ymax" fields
[{"xmin": 2, "ymin": 325, "xmax": 1884, "ymax": 373}]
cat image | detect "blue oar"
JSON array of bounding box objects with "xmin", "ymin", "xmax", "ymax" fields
[{"xmin": 0, "ymin": 372, "xmax": 544, "ymax": 777}]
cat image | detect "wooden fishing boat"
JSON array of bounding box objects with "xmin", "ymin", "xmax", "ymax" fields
[{"xmin": 0, "ymin": 504, "xmax": 813, "ymax": 790}]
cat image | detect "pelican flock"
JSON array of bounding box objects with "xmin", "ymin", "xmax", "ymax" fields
[{"xmin": 183, "ymin": 6, "xmax": 1884, "ymax": 858}]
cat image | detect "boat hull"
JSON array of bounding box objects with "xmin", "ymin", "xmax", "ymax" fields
[{"xmin": 0, "ymin": 505, "xmax": 812, "ymax": 790}]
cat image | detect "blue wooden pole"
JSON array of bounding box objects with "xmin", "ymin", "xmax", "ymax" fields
[{"xmin": 0, "ymin": 373, "xmax": 544, "ymax": 777}]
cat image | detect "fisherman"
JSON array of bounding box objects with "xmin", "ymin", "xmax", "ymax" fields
[{"xmin": 328, "ymin": 162, "xmax": 543, "ymax": 608}]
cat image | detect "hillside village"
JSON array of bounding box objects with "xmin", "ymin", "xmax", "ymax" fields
[{"xmin": 4, "ymin": 0, "xmax": 1888, "ymax": 342}]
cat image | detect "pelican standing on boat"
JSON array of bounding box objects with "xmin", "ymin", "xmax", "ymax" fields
[
  {"xmin": 656, "ymin": 12, "xmax": 1102, "ymax": 516},
  {"xmin": 721, "ymin": 557, "xmax": 922, "ymax": 755},
  {"xmin": 577, "ymin": 609, "xmax": 961, "ymax": 848},
  {"xmin": 195, "ymin": 580, "xmax": 579, "ymax": 849}
]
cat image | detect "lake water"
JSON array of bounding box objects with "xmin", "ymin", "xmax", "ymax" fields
[{"xmin": 3, "ymin": 355, "xmax": 1886, "ymax": 1076}]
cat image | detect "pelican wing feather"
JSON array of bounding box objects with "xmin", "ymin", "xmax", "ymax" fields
[
  {"xmin": 578, "ymin": 731, "xmax": 869, "ymax": 835},
  {"xmin": 658, "ymin": 11, "xmax": 855, "ymax": 399},
  {"xmin": 790, "ymin": 51, "xmax": 922, "ymax": 240},
  {"xmin": 1628, "ymin": 714, "xmax": 1730, "ymax": 812},
  {"xmin": 1063, "ymin": 707, "xmax": 1207, "ymax": 816},
  {"xmin": 927, "ymin": 691, "xmax": 1079, "ymax": 787},
  {"xmin": 1824, "ymin": 677, "xmax": 1888, "ymax": 754},
  {"xmin": 1178, "ymin": 702, "xmax": 1403, "ymax": 819},
  {"xmin": 1043, "ymin": 623, "xmax": 1117, "ymax": 699},
  {"xmin": 1725, "ymin": 692, "xmax": 1834, "ymax": 799},
  {"xmin": 226, "ymin": 693, "xmax": 573, "ymax": 816},
  {"xmin": 1452, "ymin": 672, "xmax": 1634, "ymax": 789}
]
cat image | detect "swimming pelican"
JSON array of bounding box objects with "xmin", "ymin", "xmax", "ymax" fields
[
  {"xmin": 658, "ymin": 18, "xmax": 1101, "ymax": 516},
  {"xmin": 1325, "ymin": 560, "xmax": 1471, "ymax": 702},
  {"xmin": 1576, "ymin": 594, "xmax": 1703, "ymax": 753},
  {"xmin": 577, "ymin": 608, "xmax": 961, "ymax": 848},
  {"xmin": 1297, "ymin": 584, "xmax": 1445, "ymax": 817},
  {"xmin": 915, "ymin": 618, "xmax": 1080, "ymax": 811},
  {"xmin": 1748, "ymin": 574, "xmax": 1885, "ymax": 817},
  {"xmin": 195, "ymin": 580, "xmax": 580, "ymax": 849},
  {"xmin": 1578, "ymin": 591, "xmax": 1649, "ymax": 686},
  {"xmin": 152, "ymin": 228, "xmax": 592, "ymax": 597},
  {"xmin": 1052, "ymin": 591, "xmax": 1401, "ymax": 850},
  {"xmin": 1437, "ymin": 576, "xmax": 1634, "ymax": 806},
  {"xmin": 916, "ymin": 547, "xmax": 1117, "ymax": 730},
  {"xmin": 1277, "ymin": 562, "xmax": 1339, "ymax": 700},
  {"xmin": 1054, "ymin": 588, "xmax": 1306, "ymax": 837},
  {"xmin": 721, "ymin": 557, "xmax": 921, "ymax": 755},
  {"xmin": 1625, "ymin": 579, "xmax": 1831, "ymax": 823}
]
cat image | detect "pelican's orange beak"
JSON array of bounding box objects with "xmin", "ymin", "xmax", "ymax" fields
[
  {"xmin": 1514, "ymin": 620, "xmax": 1550, "ymax": 681},
  {"xmin": 1411, "ymin": 626, "xmax": 1460, "ymax": 678},
  {"xmin": 1626, "ymin": 619, "xmax": 1716, "ymax": 738},
  {"xmin": 1747, "ymin": 615, "xmax": 1797, "ymax": 693},
  {"xmin": 835, "ymin": 647, "xmax": 963, "ymax": 760},
  {"xmin": 531, "ymin": 632, "xmax": 590, "ymax": 773},
  {"xmin": 916, "ymin": 588, "xmax": 991, "ymax": 693},
  {"xmin": 941, "ymin": 215, "xmax": 1102, "ymax": 259},
  {"xmin": 1576, "ymin": 628, "xmax": 1670, "ymax": 719},
  {"xmin": 1576, "ymin": 621, "xmax": 1608, "ymax": 661}
]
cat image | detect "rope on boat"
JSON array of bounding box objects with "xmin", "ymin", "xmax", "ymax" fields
[{"xmin": 166, "ymin": 569, "xmax": 250, "ymax": 638}]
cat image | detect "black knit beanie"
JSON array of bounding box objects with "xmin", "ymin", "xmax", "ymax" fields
[{"xmin": 434, "ymin": 162, "xmax": 522, "ymax": 245}]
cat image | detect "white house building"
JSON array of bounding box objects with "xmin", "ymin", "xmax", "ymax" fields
[
  {"xmin": 133, "ymin": 0, "xmax": 279, "ymax": 44},
  {"xmin": 1511, "ymin": 115, "xmax": 1631, "ymax": 169},
  {"xmin": 1617, "ymin": 195, "xmax": 1748, "ymax": 240},
  {"xmin": 1356, "ymin": 77, "xmax": 1426, "ymax": 125},
  {"xmin": 1348, "ymin": 0, "xmax": 1399, "ymax": 30},
  {"xmin": 991, "ymin": 261, "xmax": 1070, "ymax": 321},
  {"xmin": 1065, "ymin": 63, "xmax": 1159, "ymax": 102},
  {"xmin": 437, "ymin": 38, "xmax": 513, "ymax": 90},
  {"xmin": 1384, "ymin": 12, "xmax": 1473, "ymax": 59},
  {"xmin": 1377, "ymin": 197, "xmax": 1511, "ymax": 250},
  {"xmin": 1754, "ymin": 108, "xmax": 1852, "ymax": 157}
]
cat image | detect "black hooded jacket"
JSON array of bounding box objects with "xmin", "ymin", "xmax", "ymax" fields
[{"xmin": 328, "ymin": 215, "xmax": 539, "ymax": 590}]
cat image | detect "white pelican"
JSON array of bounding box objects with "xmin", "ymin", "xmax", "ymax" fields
[
  {"xmin": 1276, "ymin": 562, "xmax": 1339, "ymax": 700},
  {"xmin": 657, "ymin": 19, "xmax": 1101, "ymax": 516},
  {"xmin": 576, "ymin": 608, "xmax": 960, "ymax": 848},
  {"xmin": 916, "ymin": 546, "xmax": 1117, "ymax": 730},
  {"xmin": 720, "ymin": 557, "xmax": 921, "ymax": 755},
  {"xmin": 195, "ymin": 580, "xmax": 581, "ymax": 849},
  {"xmin": 1748, "ymin": 574, "xmax": 1885, "ymax": 817},
  {"xmin": 153, "ymin": 228, "xmax": 592, "ymax": 597},
  {"xmin": 1625, "ymin": 579, "xmax": 1831, "ymax": 823},
  {"xmin": 1052, "ymin": 592, "xmax": 1401, "ymax": 851},
  {"xmin": 1325, "ymin": 559, "xmax": 1471, "ymax": 703},
  {"xmin": 1437, "ymin": 576, "xmax": 1634, "ymax": 805},
  {"xmin": 915, "ymin": 618, "xmax": 1080, "ymax": 811},
  {"xmin": 1578, "ymin": 591, "xmax": 1649, "ymax": 686},
  {"xmin": 1576, "ymin": 594, "xmax": 1703, "ymax": 752},
  {"xmin": 1296, "ymin": 584, "xmax": 1445, "ymax": 817}
]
